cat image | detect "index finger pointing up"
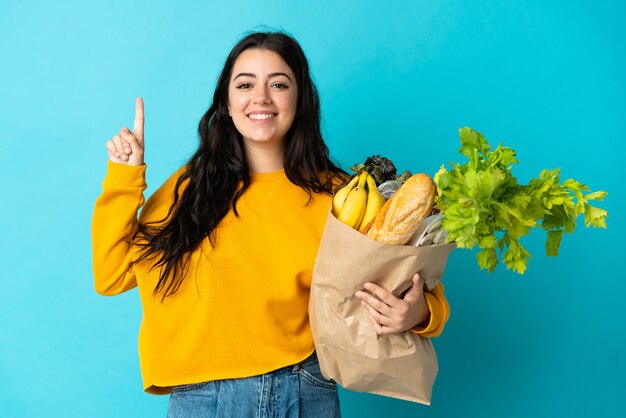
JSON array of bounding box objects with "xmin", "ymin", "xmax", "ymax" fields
[{"xmin": 134, "ymin": 97, "xmax": 144, "ymax": 142}]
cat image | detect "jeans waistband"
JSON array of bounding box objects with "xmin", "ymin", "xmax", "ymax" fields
[{"xmin": 290, "ymin": 350, "xmax": 318, "ymax": 373}]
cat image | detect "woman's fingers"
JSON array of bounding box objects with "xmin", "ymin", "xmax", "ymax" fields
[
  {"xmin": 356, "ymin": 279, "xmax": 426, "ymax": 334},
  {"xmin": 119, "ymin": 127, "xmax": 144, "ymax": 166},
  {"xmin": 355, "ymin": 289, "xmax": 393, "ymax": 316},
  {"xmin": 119, "ymin": 128, "xmax": 135, "ymax": 151},
  {"xmin": 361, "ymin": 282, "xmax": 403, "ymax": 309},
  {"xmin": 111, "ymin": 134, "xmax": 129, "ymax": 161},
  {"xmin": 134, "ymin": 97, "xmax": 144, "ymax": 143},
  {"xmin": 360, "ymin": 300, "xmax": 393, "ymax": 326},
  {"xmin": 107, "ymin": 138, "xmax": 126, "ymax": 163},
  {"xmin": 104, "ymin": 98, "xmax": 145, "ymax": 165},
  {"xmin": 120, "ymin": 128, "xmax": 141, "ymax": 154},
  {"xmin": 106, "ymin": 140, "xmax": 119, "ymax": 160},
  {"xmin": 362, "ymin": 303, "xmax": 401, "ymax": 335},
  {"xmin": 118, "ymin": 128, "xmax": 132, "ymax": 154}
]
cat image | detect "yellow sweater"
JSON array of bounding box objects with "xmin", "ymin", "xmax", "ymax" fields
[{"xmin": 91, "ymin": 161, "xmax": 449, "ymax": 394}]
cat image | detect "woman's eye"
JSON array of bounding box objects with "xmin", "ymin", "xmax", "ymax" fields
[
  {"xmin": 272, "ymin": 83, "xmax": 288, "ymax": 90},
  {"xmin": 236, "ymin": 83, "xmax": 252, "ymax": 89}
]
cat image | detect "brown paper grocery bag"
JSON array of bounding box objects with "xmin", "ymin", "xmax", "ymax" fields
[{"xmin": 309, "ymin": 210, "xmax": 455, "ymax": 404}]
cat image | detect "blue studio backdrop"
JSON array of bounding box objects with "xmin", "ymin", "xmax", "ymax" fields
[{"xmin": 1, "ymin": 1, "xmax": 624, "ymax": 417}]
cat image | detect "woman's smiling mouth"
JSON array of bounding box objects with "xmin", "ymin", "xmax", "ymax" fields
[{"xmin": 247, "ymin": 112, "xmax": 277, "ymax": 121}]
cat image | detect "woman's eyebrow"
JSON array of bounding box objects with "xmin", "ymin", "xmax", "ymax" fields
[
  {"xmin": 233, "ymin": 72, "xmax": 292, "ymax": 81},
  {"xmin": 268, "ymin": 72, "xmax": 292, "ymax": 81}
]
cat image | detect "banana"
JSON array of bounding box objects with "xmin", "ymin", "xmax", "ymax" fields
[
  {"xmin": 332, "ymin": 174, "xmax": 360, "ymax": 217},
  {"xmin": 358, "ymin": 173, "xmax": 387, "ymax": 233},
  {"xmin": 337, "ymin": 171, "xmax": 368, "ymax": 229}
]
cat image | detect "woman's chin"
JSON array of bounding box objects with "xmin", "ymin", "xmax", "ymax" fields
[{"xmin": 243, "ymin": 135, "xmax": 285, "ymax": 148}]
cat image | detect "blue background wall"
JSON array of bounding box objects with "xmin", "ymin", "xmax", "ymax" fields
[{"xmin": 1, "ymin": 0, "xmax": 624, "ymax": 417}]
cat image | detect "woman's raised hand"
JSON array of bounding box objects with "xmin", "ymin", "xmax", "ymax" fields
[{"xmin": 106, "ymin": 97, "xmax": 145, "ymax": 166}]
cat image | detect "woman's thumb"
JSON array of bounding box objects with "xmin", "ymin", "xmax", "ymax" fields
[
  {"xmin": 404, "ymin": 273, "xmax": 423, "ymax": 302},
  {"xmin": 120, "ymin": 128, "xmax": 138, "ymax": 150},
  {"xmin": 119, "ymin": 127, "xmax": 144, "ymax": 165}
]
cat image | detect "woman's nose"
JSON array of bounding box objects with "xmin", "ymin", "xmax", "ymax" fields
[{"xmin": 253, "ymin": 86, "xmax": 272, "ymax": 104}]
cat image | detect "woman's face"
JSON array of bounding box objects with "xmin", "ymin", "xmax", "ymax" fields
[{"xmin": 227, "ymin": 48, "xmax": 298, "ymax": 150}]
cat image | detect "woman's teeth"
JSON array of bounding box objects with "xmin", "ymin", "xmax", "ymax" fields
[{"xmin": 248, "ymin": 113, "xmax": 275, "ymax": 120}]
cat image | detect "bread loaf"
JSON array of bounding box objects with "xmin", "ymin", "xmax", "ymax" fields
[{"xmin": 365, "ymin": 173, "xmax": 436, "ymax": 245}]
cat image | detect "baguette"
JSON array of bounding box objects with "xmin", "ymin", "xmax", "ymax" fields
[{"xmin": 365, "ymin": 173, "xmax": 436, "ymax": 245}]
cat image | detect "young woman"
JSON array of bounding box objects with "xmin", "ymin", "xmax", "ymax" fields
[{"xmin": 92, "ymin": 31, "xmax": 449, "ymax": 418}]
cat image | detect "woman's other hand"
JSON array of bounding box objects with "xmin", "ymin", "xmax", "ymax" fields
[
  {"xmin": 355, "ymin": 273, "xmax": 429, "ymax": 335},
  {"xmin": 106, "ymin": 97, "xmax": 145, "ymax": 166}
]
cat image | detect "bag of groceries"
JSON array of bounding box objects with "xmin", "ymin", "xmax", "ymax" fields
[
  {"xmin": 309, "ymin": 156, "xmax": 455, "ymax": 404},
  {"xmin": 309, "ymin": 209, "xmax": 454, "ymax": 404},
  {"xmin": 309, "ymin": 128, "xmax": 608, "ymax": 404}
]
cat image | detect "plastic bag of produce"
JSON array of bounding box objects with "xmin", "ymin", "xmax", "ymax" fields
[{"xmin": 308, "ymin": 209, "xmax": 455, "ymax": 404}]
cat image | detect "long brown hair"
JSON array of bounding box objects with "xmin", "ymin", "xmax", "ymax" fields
[{"xmin": 131, "ymin": 31, "xmax": 346, "ymax": 300}]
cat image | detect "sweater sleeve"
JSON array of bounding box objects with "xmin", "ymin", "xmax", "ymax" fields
[
  {"xmin": 409, "ymin": 282, "xmax": 450, "ymax": 338},
  {"xmin": 91, "ymin": 161, "xmax": 147, "ymax": 296}
]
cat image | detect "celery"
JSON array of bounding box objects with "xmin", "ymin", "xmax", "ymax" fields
[{"xmin": 435, "ymin": 128, "xmax": 608, "ymax": 274}]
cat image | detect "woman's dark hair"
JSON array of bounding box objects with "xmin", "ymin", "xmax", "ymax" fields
[{"xmin": 131, "ymin": 31, "xmax": 346, "ymax": 300}]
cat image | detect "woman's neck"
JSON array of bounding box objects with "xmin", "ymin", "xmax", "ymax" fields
[{"xmin": 244, "ymin": 141, "xmax": 285, "ymax": 173}]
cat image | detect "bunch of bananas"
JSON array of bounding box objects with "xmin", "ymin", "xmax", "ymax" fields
[{"xmin": 332, "ymin": 171, "xmax": 386, "ymax": 233}]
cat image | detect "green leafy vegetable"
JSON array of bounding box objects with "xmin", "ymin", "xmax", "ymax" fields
[
  {"xmin": 351, "ymin": 155, "xmax": 397, "ymax": 185},
  {"xmin": 435, "ymin": 127, "xmax": 608, "ymax": 274}
]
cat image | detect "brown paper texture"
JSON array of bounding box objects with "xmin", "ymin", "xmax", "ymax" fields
[{"xmin": 309, "ymin": 210, "xmax": 455, "ymax": 404}]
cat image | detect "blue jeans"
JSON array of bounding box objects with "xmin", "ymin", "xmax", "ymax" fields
[{"xmin": 167, "ymin": 351, "xmax": 341, "ymax": 417}]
